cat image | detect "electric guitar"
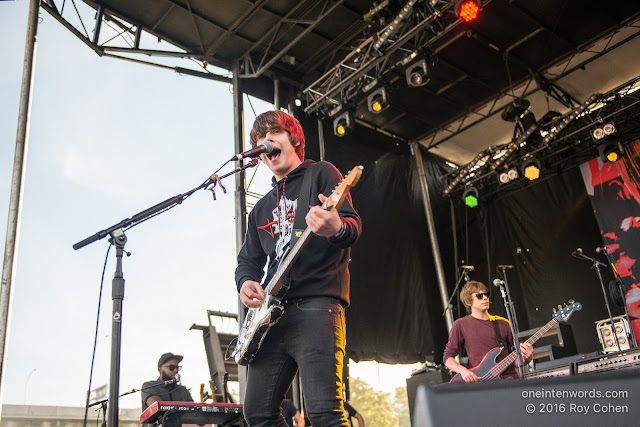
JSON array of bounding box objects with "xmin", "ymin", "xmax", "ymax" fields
[
  {"xmin": 231, "ymin": 165, "xmax": 363, "ymax": 366},
  {"xmin": 450, "ymin": 301, "xmax": 582, "ymax": 383}
]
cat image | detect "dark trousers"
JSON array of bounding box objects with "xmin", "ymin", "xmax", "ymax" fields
[{"xmin": 243, "ymin": 297, "xmax": 349, "ymax": 427}]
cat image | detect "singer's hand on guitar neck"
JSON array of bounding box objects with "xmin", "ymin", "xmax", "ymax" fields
[
  {"xmin": 306, "ymin": 194, "xmax": 342, "ymax": 237},
  {"xmin": 240, "ymin": 280, "xmax": 265, "ymax": 308}
]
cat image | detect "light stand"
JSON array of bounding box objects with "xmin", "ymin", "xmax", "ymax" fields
[
  {"xmin": 573, "ymin": 249, "xmax": 622, "ymax": 351},
  {"xmin": 74, "ymin": 159, "xmax": 257, "ymax": 426},
  {"xmin": 495, "ymin": 267, "xmax": 525, "ymax": 378}
]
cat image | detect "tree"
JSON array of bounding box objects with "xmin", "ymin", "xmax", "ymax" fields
[
  {"xmin": 393, "ymin": 386, "xmax": 411, "ymax": 427},
  {"xmin": 347, "ymin": 376, "xmax": 400, "ymax": 427}
]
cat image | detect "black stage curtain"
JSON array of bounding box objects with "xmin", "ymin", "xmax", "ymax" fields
[
  {"xmin": 299, "ymin": 117, "xmax": 452, "ymax": 364},
  {"xmin": 296, "ymin": 113, "xmax": 625, "ymax": 363},
  {"xmin": 456, "ymin": 167, "xmax": 623, "ymax": 355}
]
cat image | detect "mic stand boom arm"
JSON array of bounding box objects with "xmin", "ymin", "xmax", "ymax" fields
[
  {"xmin": 443, "ymin": 268, "xmax": 469, "ymax": 318},
  {"xmin": 74, "ymin": 159, "xmax": 257, "ymax": 427}
]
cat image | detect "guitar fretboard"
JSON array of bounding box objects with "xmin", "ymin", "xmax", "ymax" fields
[{"xmin": 487, "ymin": 317, "xmax": 559, "ymax": 379}]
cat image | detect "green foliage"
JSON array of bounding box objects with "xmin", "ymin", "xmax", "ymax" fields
[
  {"xmin": 393, "ymin": 386, "xmax": 411, "ymax": 427},
  {"xmin": 347, "ymin": 376, "xmax": 404, "ymax": 427}
]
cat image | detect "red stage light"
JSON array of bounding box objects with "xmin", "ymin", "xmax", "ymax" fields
[{"xmin": 457, "ymin": 1, "xmax": 480, "ymax": 22}]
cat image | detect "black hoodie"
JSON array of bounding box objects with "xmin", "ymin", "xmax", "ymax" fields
[{"xmin": 235, "ymin": 160, "xmax": 361, "ymax": 305}]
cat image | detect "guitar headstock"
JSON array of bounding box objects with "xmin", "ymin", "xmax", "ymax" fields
[
  {"xmin": 324, "ymin": 166, "xmax": 363, "ymax": 210},
  {"xmin": 552, "ymin": 300, "xmax": 582, "ymax": 322}
]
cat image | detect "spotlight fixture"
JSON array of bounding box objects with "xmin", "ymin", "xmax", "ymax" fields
[
  {"xmin": 462, "ymin": 187, "xmax": 479, "ymax": 208},
  {"xmin": 598, "ymin": 141, "xmax": 624, "ymax": 163},
  {"xmin": 367, "ymin": 87, "xmax": 390, "ymax": 114},
  {"xmin": 405, "ymin": 59, "xmax": 429, "ymax": 87},
  {"xmin": 591, "ymin": 121, "xmax": 617, "ymax": 141},
  {"xmin": 333, "ymin": 111, "xmax": 354, "ymax": 137},
  {"xmin": 455, "ymin": 0, "xmax": 481, "ymax": 22},
  {"xmin": 521, "ymin": 158, "xmax": 541, "ymax": 181},
  {"xmin": 498, "ymin": 168, "xmax": 519, "ymax": 184}
]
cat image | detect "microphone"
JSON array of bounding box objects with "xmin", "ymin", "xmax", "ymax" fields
[
  {"xmin": 498, "ymin": 265, "xmax": 514, "ymax": 269},
  {"xmin": 572, "ymin": 248, "xmax": 583, "ymax": 256},
  {"xmin": 493, "ymin": 278, "xmax": 505, "ymax": 287},
  {"xmin": 595, "ymin": 247, "xmax": 609, "ymax": 254},
  {"xmin": 175, "ymin": 373, "xmax": 181, "ymax": 385},
  {"xmin": 231, "ymin": 141, "xmax": 273, "ymax": 161},
  {"xmin": 461, "ymin": 265, "xmax": 474, "ymax": 271}
]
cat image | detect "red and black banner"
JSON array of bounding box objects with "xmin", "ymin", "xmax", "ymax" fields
[{"xmin": 580, "ymin": 140, "xmax": 640, "ymax": 340}]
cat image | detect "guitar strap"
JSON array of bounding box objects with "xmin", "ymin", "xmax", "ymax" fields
[
  {"xmin": 290, "ymin": 163, "xmax": 316, "ymax": 248},
  {"xmin": 490, "ymin": 318, "xmax": 505, "ymax": 348}
]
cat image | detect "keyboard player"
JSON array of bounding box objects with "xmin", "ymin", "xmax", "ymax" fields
[{"xmin": 142, "ymin": 352, "xmax": 194, "ymax": 411}]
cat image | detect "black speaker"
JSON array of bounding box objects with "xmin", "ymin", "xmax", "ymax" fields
[
  {"xmin": 406, "ymin": 368, "xmax": 450, "ymax": 418},
  {"xmin": 412, "ymin": 369, "xmax": 640, "ymax": 426}
]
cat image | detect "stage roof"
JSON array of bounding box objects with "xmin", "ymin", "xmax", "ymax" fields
[{"xmin": 56, "ymin": 0, "xmax": 640, "ymax": 166}]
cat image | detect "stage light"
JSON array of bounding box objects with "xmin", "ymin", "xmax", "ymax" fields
[
  {"xmin": 333, "ymin": 111, "xmax": 354, "ymax": 137},
  {"xmin": 591, "ymin": 121, "xmax": 617, "ymax": 141},
  {"xmin": 598, "ymin": 141, "xmax": 624, "ymax": 163},
  {"xmin": 462, "ymin": 187, "xmax": 479, "ymax": 208},
  {"xmin": 521, "ymin": 158, "xmax": 541, "ymax": 181},
  {"xmin": 406, "ymin": 59, "xmax": 429, "ymax": 87},
  {"xmin": 367, "ymin": 87, "xmax": 389, "ymax": 114},
  {"xmin": 498, "ymin": 168, "xmax": 519, "ymax": 184},
  {"xmin": 455, "ymin": 0, "xmax": 481, "ymax": 22}
]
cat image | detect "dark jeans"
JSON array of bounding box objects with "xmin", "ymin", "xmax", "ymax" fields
[{"xmin": 243, "ymin": 297, "xmax": 349, "ymax": 427}]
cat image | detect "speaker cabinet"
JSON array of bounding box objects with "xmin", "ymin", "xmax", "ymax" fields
[
  {"xmin": 406, "ymin": 368, "xmax": 450, "ymax": 418},
  {"xmin": 412, "ymin": 369, "xmax": 640, "ymax": 426}
]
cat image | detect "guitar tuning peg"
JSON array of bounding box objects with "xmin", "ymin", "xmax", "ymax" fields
[
  {"xmin": 569, "ymin": 299, "xmax": 574, "ymax": 304},
  {"xmin": 552, "ymin": 307, "xmax": 557, "ymax": 313},
  {"xmin": 558, "ymin": 305, "xmax": 562, "ymax": 310}
]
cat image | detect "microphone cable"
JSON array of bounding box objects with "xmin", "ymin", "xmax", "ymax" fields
[{"xmin": 82, "ymin": 243, "xmax": 112, "ymax": 427}]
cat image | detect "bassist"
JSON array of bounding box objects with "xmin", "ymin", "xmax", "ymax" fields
[
  {"xmin": 443, "ymin": 281, "xmax": 534, "ymax": 382},
  {"xmin": 235, "ymin": 110, "xmax": 362, "ymax": 426}
]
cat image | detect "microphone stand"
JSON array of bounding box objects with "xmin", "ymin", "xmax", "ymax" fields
[
  {"xmin": 574, "ymin": 250, "xmax": 622, "ymax": 352},
  {"xmin": 87, "ymin": 379, "xmax": 180, "ymax": 426},
  {"xmin": 75, "ymin": 159, "xmax": 257, "ymax": 427},
  {"xmin": 599, "ymin": 249, "xmax": 638, "ymax": 348},
  {"xmin": 443, "ymin": 268, "xmax": 470, "ymax": 317},
  {"xmin": 496, "ymin": 268, "xmax": 525, "ymax": 378}
]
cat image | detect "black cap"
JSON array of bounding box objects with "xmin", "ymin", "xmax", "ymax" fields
[{"xmin": 158, "ymin": 352, "xmax": 184, "ymax": 368}]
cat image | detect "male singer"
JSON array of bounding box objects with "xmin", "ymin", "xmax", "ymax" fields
[{"xmin": 236, "ymin": 110, "xmax": 361, "ymax": 426}]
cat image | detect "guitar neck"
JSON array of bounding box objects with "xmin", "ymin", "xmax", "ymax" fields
[
  {"xmin": 264, "ymin": 226, "xmax": 314, "ymax": 296},
  {"xmin": 489, "ymin": 318, "xmax": 559, "ymax": 377}
]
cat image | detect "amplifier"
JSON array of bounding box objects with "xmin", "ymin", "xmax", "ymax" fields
[
  {"xmin": 574, "ymin": 347, "xmax": 640, "ymax": 374},
  {"xmin": 526, "ymin": 364, "xmax": 572, "ymax": 379}
]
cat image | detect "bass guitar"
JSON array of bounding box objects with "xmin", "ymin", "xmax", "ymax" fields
[
  {"xmin": 450, "ymin": 301, "xmax": 582, "ymax": 383},
  {"xmin": 231, "ymin": 165, "xmax": 363, "ymax": 366}
]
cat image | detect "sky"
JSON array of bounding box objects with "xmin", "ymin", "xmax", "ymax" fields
[{"xmin": 0, "ymin": 0, "xmax": 418, "ymax": 413}]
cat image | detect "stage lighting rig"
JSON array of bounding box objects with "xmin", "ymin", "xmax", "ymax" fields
[
  {"xmin": 455, "ymin": 0, "xmax": 481, "ymax": 22},
  {"xmin": 406, "ymin": 58, "xmax": 430, "ymax": 87},
  {"xmin": 367, "ymin": 87, "xmax": 390, "ymax": 114},
  {"xmin": 591, "ymin": 121, "xmax": 617, "ymax": 141},
  {"xmin": 498, "ymin": 168, "xmax": 519, "ymax": 184},
  {"xmin": 333, "ymin": 110, "xmax": 355, "ymax": 137},
  {"xmin": 598, "ymin": 141, "xmax": 625, "ymax": 163},
  {"xmin": 521, "ymin": 158, "xmax": 541, "ymax": 181},
  {"xmin": 463, "ymin": 187, "xmax": 479, "ymax": 208}
]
